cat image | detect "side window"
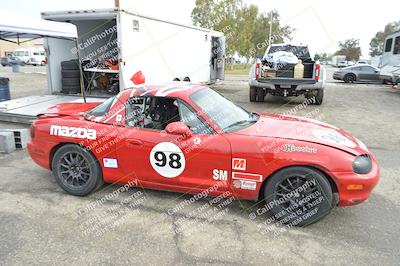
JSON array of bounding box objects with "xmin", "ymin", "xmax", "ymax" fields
[
  {"xmin": 394, "ymin": 36, "xmax": 400, "ymax": 55},
  {"xmin": 126, "ymin": 96, "xmax": 180, "ymax": 130},
  {"xmin": 361, "ymin": 66, "xmax": 374, "ymax": 73},
  {"xmin": 178, "ymin": 101, "xmax": 213, "ymax": 134},
  {"xmin": 384, "ymin": 38, "xmax": 393, "ymax": 53},
  {"xmin": 25, "ymin": 51, "xmax": 29, "ymax": 56}
]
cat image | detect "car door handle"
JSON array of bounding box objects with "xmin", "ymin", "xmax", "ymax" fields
[{"xmin": 126, "ymin": 139, "xmax": 143, "ymax": 146}]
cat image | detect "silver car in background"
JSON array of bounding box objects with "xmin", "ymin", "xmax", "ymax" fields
[{"xmin": 333, "ymin": 64, "xmax": 398, "ymax": 84}]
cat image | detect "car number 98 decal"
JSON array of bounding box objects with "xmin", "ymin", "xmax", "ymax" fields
[{"xmin": 150, "ymin": 142, "xmax": 185, "ymax": 178}]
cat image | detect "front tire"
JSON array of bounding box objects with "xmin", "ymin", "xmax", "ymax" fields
[
  {"xmin": 52, "ymin": 144, "xmax": 103, "ymax": 196},
  {"xmin": 264, "ymin": 166, "xmax": 333, "ymax": 226}
]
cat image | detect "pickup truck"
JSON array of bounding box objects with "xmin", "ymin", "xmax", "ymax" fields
[{"xmin": 248, "ymin": 44, "xmax": 325, "ymax": 104}]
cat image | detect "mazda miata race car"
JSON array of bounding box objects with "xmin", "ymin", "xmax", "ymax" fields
[{"xmin": 28, "ymin": 83, "xmax": 380, "ymax": 225}]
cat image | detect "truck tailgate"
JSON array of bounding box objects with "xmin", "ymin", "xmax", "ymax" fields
[{"xmin": 256, "ymin": 78, "xmax": 317, "ymax": 85}]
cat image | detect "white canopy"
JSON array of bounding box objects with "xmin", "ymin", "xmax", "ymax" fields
[{"xmin": 0, "ymin": 8, "xmax": 77, "ymax": 43}]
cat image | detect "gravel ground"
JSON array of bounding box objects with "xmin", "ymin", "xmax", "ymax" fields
[
  {"xmin": 0, "ymin": 65, "xmax": 47, "ymax": 99},
  {"xmin": 0, "ymin": 66, "xmax": 399, "ymax": 265}
]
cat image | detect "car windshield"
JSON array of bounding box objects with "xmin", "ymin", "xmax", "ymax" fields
[
  {"xmin": 190, "ymin": 87, "xmax": 259, "ymax": 133},
  {"xmin": 86, "ymin": 96, "xmax": 116, "ymax": 118}
]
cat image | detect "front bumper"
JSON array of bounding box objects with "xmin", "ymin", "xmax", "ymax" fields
[
  {"xmin": 249, "ymin": 78, "xmax": 323, "ymax": 91},
  {"xmin": 333, "ymin": 159, "xmax": 380, "ymax": 206},
  {"xmin": 332, "ymin": 73, "xmax": 342, "ymax": 80}
]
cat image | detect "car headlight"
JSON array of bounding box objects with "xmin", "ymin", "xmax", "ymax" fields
[{"xmin": 353, "ymin": 155, "xmax": 372, "ymax": 174}]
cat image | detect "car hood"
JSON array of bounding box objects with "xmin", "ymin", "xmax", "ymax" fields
[
  {"xmin": 38, "ymin": 102, "xmax": 101, "ymax": 117},
  {"xmin": 236, "ymin": 113, "xmax": 369, "ymax": 155}
]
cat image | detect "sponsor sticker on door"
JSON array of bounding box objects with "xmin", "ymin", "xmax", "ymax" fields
[{"xmin": 232, "ymin": 158, "xmax": 246, "ymax": 171}]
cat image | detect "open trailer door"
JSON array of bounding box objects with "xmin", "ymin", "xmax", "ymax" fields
[{"xmin": 210, "ymin": 35, "xmax": 225, "ymax": 81}]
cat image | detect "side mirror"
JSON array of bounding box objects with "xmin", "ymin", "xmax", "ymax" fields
[
  {"xmin": 131, "ymin": 71, "xmax": 145, "ymax": 85},
  {"xmin": 165, "ymin": 122, "xmax": 192, "ymax": 138}
]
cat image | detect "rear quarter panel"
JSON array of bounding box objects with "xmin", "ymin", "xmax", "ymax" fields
[{"xmin": 29, "ymin": 116, "xmax": 127, "ymax": 184}]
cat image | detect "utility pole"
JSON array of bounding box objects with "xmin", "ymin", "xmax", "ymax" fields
[{"xmin": 268, "ymin": 12, "xmax": 274, "ymax": 46}]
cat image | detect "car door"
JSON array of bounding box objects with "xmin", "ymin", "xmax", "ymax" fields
[
  {"xmin": 116, "ymin": 96, "xmax": 231, "ymax": 192},
  {"xmin": 359, "ymin": 66, "xmax": 380, "ymax": 82}
]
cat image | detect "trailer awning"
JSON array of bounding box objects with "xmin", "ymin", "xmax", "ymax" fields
[{"xmin": 0, "ymin": 8, "xmax": 77, "ymax": 44}]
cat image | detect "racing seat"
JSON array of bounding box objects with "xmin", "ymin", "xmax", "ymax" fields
[{"xmin": 163, "ymin": 104, "xmax": 180, "ymax": 128}]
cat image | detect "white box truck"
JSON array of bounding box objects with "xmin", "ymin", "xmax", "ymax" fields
[
  {"xmin": 41, "ymin": 8, "xmax": 225, "ymax": 96},
  {"xmin": 331, "ymin": 55, "xmax": 347, "ymax": 68},
  {"xmin": 14, "ymin": 47, "xmax": 46, "ymax": 66}
]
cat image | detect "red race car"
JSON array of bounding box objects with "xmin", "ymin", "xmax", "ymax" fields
[{"xmin": 28, "ymin": 83, "xmax": 379, "ymax": 225}]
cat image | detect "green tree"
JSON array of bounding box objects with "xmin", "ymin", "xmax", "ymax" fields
[
  {"xmin": 251, "ymin": 10, "xmax": 293, "ymax": 57},
  {"xmin": 335, "ymin": 39, "xmax": 362, "ymax": 61},
  {"xmin": 314, "ymin": 52, "xmax": 332, "ymax": 61},
  {"xmin": 191, "ymin": 0, "xmax": 292, "ymax": 61},
  {"xmin": 235, "ymin": 4, "xmax": 258, "ymax": 58},
  {"xmin": 369, "ymin": 21, "xmax": 400, "ymax": 56},
  {"xmin": 192, "ymin": 0, "xmax": 242, "ymax": 56}
]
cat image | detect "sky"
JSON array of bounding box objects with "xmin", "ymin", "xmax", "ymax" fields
[{"xmin": 2, "ymin": 0, "xmax": 399, "ymax": 58}]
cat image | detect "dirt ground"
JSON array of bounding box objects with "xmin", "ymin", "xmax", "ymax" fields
[{"xmin": 0, "ymin": 65, "xmax": 399, "ymax": 265}]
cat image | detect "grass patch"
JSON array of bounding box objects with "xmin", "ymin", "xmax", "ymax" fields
[{"xmin": 225, "ymin": 64, "xmax": 251, "ymax": 75}]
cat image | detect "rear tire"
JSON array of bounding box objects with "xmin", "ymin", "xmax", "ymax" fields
[
  {"xmin": 314, "ymin": 89, "xmax": 324, "ymax": 105},
  {"xmin": 264, "ymin": 166, "xmax": 333, "ymax": 226},
  {"xmin": 256, "ymin": 88, "xmax": 265, "ymax": 102},
  {"xmin": 52, "ymin": 144, "xmax": 103, "ymax": 196},
  {"xmin": 249, "ymin": 86, "xmax": 257, "ymax": 102},
  {"xmin": 344, "ymin": 74, "xmax": 356, "ymax": 83},
  {"xmin": 62, "ymin": 77, "xmax": 80, "ymax": 87},
  {"xmin": 61, "ymin": 60, "xmax": 79, "ymax": 70},
  {"xmin": 62, "ymin": 70, "xmax": 80, "ymax": 78},
  {"xmin": 61, "ymin": 86, "xmax": 80, "ymax": 94}
]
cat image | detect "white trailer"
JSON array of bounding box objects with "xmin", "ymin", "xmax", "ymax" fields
[
  {"xmin": 380, "ymin": 30, "xmax": 400, "ymax": 77},
  {"xmin": 41, "ymin": 9, "xmax": 225, "ymax": 96}
]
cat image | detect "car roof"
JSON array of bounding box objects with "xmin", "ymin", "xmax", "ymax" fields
[
  {"xmin": 343, "ymin": 64, "xmax": 376, "ymax": 69},
  {"xmin": 118, "ymin": 82, "xmax": 208, "ymax": 100}
]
